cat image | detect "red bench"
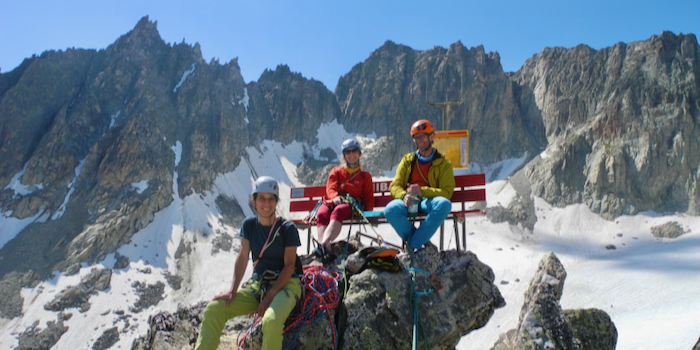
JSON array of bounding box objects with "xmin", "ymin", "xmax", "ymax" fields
[{"xmin": 289, "ymin": 173, "xmax": 486, "ymax": 252}]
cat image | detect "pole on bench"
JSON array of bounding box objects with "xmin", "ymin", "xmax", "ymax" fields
[
  {"xmin": 307, "ymin": 227, "xmax": 312, "ymax": 254},
  {"xmin": 439, "ymin": 224, "xmax": 444, "ymax": 251},
  {"xmin": 462, "ymin": 201, "xmax": 467, "ymax": 250},
  {"xmin": 453, "ymin": 218, "xmax": 461, "ymax": 252}
]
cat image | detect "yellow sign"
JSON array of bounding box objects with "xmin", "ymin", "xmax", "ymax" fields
[{"xmin": 433, "ymin": 130, "xmax": 469, "ymax": 168}]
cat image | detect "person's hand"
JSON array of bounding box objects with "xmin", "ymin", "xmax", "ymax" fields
[
  {"xmin": 257, "ymin": 290, "xmax": 276, "ymax": 316},
  {"xmin": 407, "ymin": 184, "xmax": 422, "ymax": 197},
  {"xmin": 403, "ymin": 194, "xmax": 414, "ymax": 207},
  {"xmin": 301, "ymin": 215, "xmax": 315, "ymax": 225},
  {"xmin": 213, "ymin": 289, "xmax": 236, "ymax": 307},
  {"xmin": 332, "ymin": 196, "xmax": 344, "ymax": 205}
]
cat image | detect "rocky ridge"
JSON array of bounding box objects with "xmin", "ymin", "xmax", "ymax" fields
[{"xmin": 1, "ymin": 19, "xmax": 698, "ymax": 283}]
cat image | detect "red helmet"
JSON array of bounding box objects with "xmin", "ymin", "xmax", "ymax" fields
[{"xmin": 411, "ymin": 119, "xmax": 434, "ymax": 136}]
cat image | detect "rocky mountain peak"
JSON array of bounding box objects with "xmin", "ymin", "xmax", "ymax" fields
[
  {"xmin": 109, "ymin": 16, "xmax": 168, "ymax": 62},
  {"xmin": 513, "ymin": 31, "xmax": 700, "ymax": 218}
]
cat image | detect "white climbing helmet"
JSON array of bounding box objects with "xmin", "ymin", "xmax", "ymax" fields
[
  {"xmin": 341, "ymin": 138, "xmax": 361, "ymax": 153},
  {"xmin": 252, "ymin": 176, "xmax": 279, "ymax": 197}
]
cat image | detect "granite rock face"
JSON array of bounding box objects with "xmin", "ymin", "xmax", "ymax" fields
[{"xmin": 513, "ymin": 32, "xmax": 700, "ymax": 219}]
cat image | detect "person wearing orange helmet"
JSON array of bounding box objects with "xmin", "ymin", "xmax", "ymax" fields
[{"xmin": 384, "ymin": 119, "xmax": 455, "ymax": 250}]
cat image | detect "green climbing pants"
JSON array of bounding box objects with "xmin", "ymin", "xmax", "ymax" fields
[{"xmin": 195, "ymin": 276, "xmax": 302, "ymax": 350}]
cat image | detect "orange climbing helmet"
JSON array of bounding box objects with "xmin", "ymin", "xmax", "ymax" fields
[{"xmin": 410, "ymin": 119, "xmax": 434, "ymax": 136}]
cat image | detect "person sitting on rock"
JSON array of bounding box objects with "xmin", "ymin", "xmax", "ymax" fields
[
  {"xmin": 307, "ymin": 138, "xmax": 374, "ymax": 264},
  {"xmin": 195, "ymin": 176, "xmax": 302, "ymax": 350},
  {"xmin": 384, "ymin": 119, "xmax": 455, "ymax": 251}
]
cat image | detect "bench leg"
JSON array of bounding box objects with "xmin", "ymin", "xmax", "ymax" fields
[
  {"xmin": 453, "ymin": 219, "xmax": 460, "ymax": 252},
  {"xmin": 439, "ymin": 224, "xmax": 444, "ymax": 251},
  {"xmin": 462, "ymin": 218, "xmax": 467, "ymax": 250},
  {"xmin": 307, "ymin": 227, "xmax": 312, "ymax": 254}
]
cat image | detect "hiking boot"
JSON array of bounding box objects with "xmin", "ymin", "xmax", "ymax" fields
[{"xmin": 301, "ymin": 247, "xmax": 324, "ymax": 265}]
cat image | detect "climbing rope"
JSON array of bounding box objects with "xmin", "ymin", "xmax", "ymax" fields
[
  {"xmin": 284, "ymin": 265, "xmax": 342, "ymax": 349},
  {"xmin": 404, "ymin": 200, "xmax": 442, "ymax": 350},
  {"xmin": 344, "ymin": 195, "xmax": 401, "ymax": 249},
  {"xmin": 405, "ymin": 243, "xmax": 431, "ymax": 350},
  {"xmin": 236, "ymin": 265, "xmax": 343, "ymax": 350}
]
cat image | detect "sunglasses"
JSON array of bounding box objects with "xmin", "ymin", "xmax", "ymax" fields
[
  {"xmin": 412, "ymin": 133, "xmax": 430, "ymax": 141},
  {"xmin": 343, "ymin": 148, "xmax": 360, "ymax": 155}
]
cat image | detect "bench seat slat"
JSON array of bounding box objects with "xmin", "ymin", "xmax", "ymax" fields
[
  {"xmin": 289, "ymin": 201, "xmax": 321, "ymax": 212},
  {"xmin": 449, "ymin": 188, "xmax": 486, "ymax": 202},
  {"xmin": 454, "ymin": 173, "xmax": 486, "ymax": 187}
]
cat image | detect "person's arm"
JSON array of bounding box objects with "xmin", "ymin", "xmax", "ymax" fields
[
  {"xmin": 213, "ymin": 238, "xmax": 250, "ymax": 307},
  {"xmin": 257, "ymin": 245, "xmax": 297, "ymax": 316},
  {"xmin": 362, "ymin": 173, "xmax": 375, "ymax": 211},
  {"xmin": 326, "ymin": 168, "xmax": 341, "ymax": 199},
  {"xmin": 389, "ymin": 156, "xmax": 410, "ymax": 200}
]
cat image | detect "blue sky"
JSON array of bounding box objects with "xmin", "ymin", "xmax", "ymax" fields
[{"xmin": 1, "ymin": 0, "xmax": 698, "ymax": 91}]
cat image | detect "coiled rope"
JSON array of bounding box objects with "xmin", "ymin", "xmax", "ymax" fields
[{"xmin": 236, "ymin": 265, "xmax": 342, "ymax": 350}]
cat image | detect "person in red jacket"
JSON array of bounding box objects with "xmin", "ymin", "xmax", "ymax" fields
[{"xmin": 311, "ymin": 138, "xmax": 374, "ymax": 263}]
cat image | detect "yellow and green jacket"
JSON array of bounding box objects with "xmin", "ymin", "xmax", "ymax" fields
[{"xmin": 389, "ymin": 151, "xmax": 455, "ymax": 200}]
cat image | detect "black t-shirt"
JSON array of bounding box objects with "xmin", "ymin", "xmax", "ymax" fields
[{"xmin": 239, "ymin": 216, "xmax": 301, "ymax": 275}]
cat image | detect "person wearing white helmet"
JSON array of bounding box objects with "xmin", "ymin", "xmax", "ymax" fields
[
  {"xmin": 307, "ymin": 138, "xmax": 374, "ymax": 264},
  {"xmin": 195, "ymin": 176, "xmax": 302, "ymax": 350}
]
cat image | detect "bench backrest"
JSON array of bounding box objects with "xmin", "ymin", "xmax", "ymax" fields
[{"xmin": 289, "ymin": 173, "xmax": 486, "ymax": 212}]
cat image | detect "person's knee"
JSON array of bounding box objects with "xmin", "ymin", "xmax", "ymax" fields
[
  {"xmin": 433, "ymin": 197, "xmax": 452, "ymax": 216},
  {"xmin": 316, "ymin": 205, "xmax": 331, "ymax": 225},
  {"xmin": 203, "ymin": 300, "xmax": 222, "ymax": 315},
  {"xmin": 261, "ymin": 309, "xmax": 286, "ymax": 333},
  {"xmin": 330, "ymin": 204, "xmax": 351, "ymax": 221}
]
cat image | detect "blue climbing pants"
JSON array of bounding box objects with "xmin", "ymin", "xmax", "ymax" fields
[
  {"xmin": 195, "ymin": 277, "xmax": 301, "ymax": 350},
  {"xmin": 384, "ymin": 196, "xmax": 452, "ymax": 248}
]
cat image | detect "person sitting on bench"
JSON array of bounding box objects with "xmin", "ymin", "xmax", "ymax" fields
[
  {"xmin": 308, "ymin": 138, "xmax": 374, "ymax": 263},
  {"xmin": 384, "ymin": 119, "xmax": 455, "ymax": 250}
]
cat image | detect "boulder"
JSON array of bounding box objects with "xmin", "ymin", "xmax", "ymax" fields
[
  {"xmin": 650, "ymin": 221, "xmax": 686, "ymax": 239},
  {"xmin": 15, "ymin": 320, "xmax": 68, "ymax": 350},
  {"xmin": 491, "ymin": 252, "xmax": 617, "ymax": 350},
  {"xmin": 564, "ymin": 309, "xmax": 617, "ymax": 350},
  {"xmin": 343, "ymin": 245, "xmax": 506, "ymax": 350}
]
